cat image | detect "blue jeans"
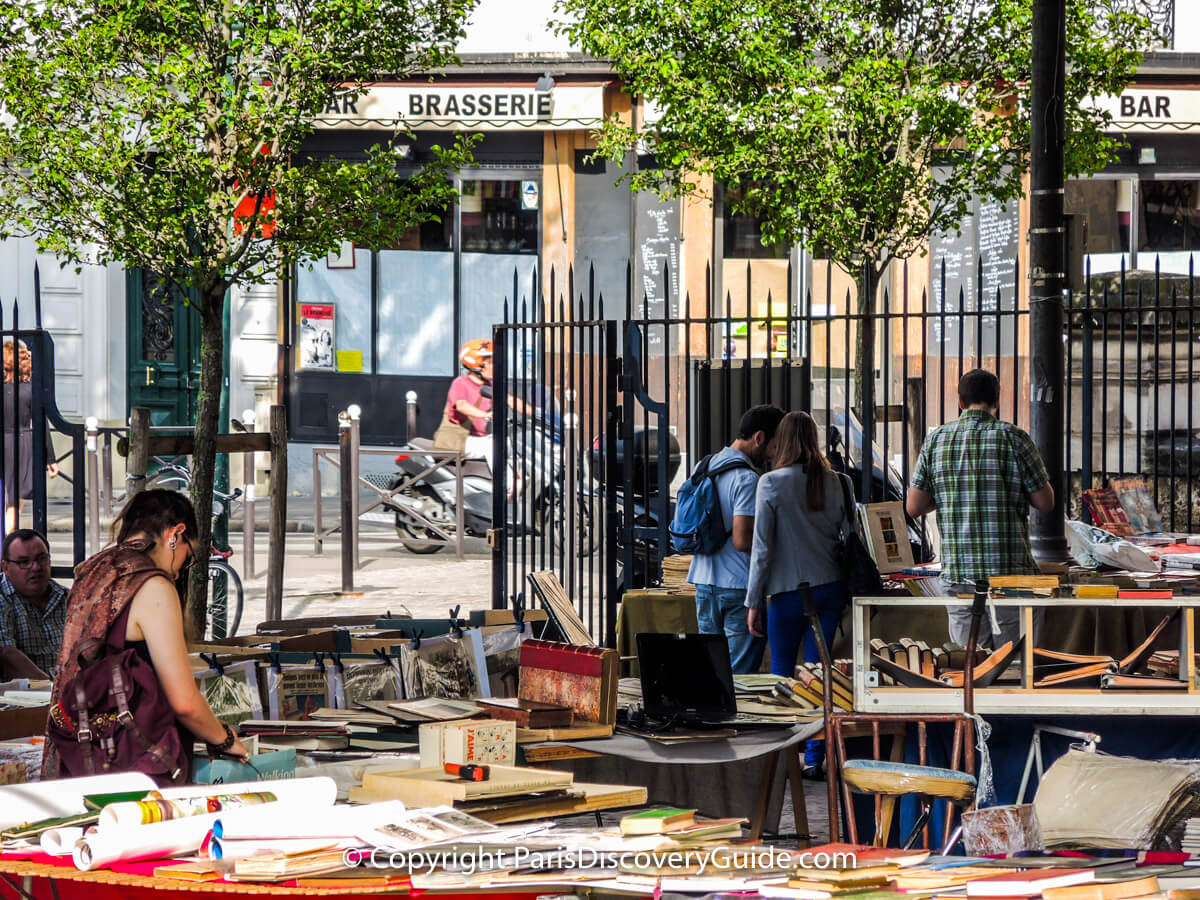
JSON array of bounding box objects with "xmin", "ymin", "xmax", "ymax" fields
[
  {"xmin": 694, "ymin": 584, "xmax": 765, "ymax": 674},
  {"xmin": 767, "ymin": 580, "xmax": 846, "ymax": 767}
]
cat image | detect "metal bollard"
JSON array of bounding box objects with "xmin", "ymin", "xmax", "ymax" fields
[
  {"xmin": 406, "ymin": 391, "xmax": 418, "ymax": 440},
  {"xmin": 101, "ymin": 431, "xmax": 114, "ymax": 515},
  {"xmin": 85, "ymin": 417, "xmax": 100, "ymax": 555},
  {"xmin": 242, "ymin": 408, "xmax": 256, "ymax": 580},
  {"xmin": 338, "ymin": 410, "xmax": 353, "ymax": 593},
  {"xmin": 348, "ymin": 404, "xmax": 361, "ymax": 571}
]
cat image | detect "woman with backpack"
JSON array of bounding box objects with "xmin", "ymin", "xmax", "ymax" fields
[
  {"xmin": 745, "ymin": 410, "xmax": 850, "ymax": 773},
  {"xmin": 44, "ymin": 489, "xmax": 248, "ymax": 783}
]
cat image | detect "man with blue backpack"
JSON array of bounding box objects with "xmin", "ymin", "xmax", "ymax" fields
[{"xmin": 672, "ymin": 404, "xmax": 785, "ymax": 673}]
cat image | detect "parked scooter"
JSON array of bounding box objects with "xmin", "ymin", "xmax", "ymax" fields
[{"xmin": 386, "ymin": 404, "xmax": 593, "ymax": 555}]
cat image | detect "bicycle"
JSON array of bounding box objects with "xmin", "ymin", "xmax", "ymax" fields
[{"xmin": 146, "ymin": 460, "xmax": 245, "ymax": 641}]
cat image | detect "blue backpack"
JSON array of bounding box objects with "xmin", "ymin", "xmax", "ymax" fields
[{"xmin": 669, "ymin": 453, "xmax": 756, "ymax": 555}]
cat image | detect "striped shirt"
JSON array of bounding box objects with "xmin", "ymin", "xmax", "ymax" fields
[
  {"xmin": 912, "ymin": 409, "xmax": 1050, "ymax": 585},
  {"xmin": 0, "ymin": 574, "xmax": 68, "ymax": 676}
]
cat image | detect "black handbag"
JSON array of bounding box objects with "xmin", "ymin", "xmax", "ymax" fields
[{"xmin": 833, "ymin": 473, "xmax": 883, "ymax": 599}]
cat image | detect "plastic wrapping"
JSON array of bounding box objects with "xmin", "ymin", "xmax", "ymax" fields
[
  {"xmin": 962, "ymin": 804, "xmax": 1042, "ymax": 856},
  {"xmin": 399, "ymin": 630, "xmax": 489, "ymax": 700},
  {"xmin": 1034, "ymin": 748, "xmax": 1200, "ymax": 850},
  {"xmin": 194, "ymin": 660, "xmax": 262, "ymax": 727},
  {"xmin": 1066, "ymin": 520, "xmax": 1157, "ymax": 571},
  {"xmin": 263, "ymin": 663, "xmax": 334, "ymax": 719},
  {"xmin": 337, "ymin": 660, "xmax": 403, "ymax": 708},
  {"xmin": 482, "ymin": 627, "xmax": 525, "ymax": 698}
]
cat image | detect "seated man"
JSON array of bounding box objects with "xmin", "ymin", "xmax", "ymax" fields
[
  {"xmin": 0, "ymin": 529, "xmax": 68, "ymax": 677},
  {"xmin": 434, "ymin": 340, "xmax": 496, "ymax": 470}
]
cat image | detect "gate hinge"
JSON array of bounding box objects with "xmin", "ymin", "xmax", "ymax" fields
[{"xmin": 486, "ymin": 528, "xmax": 502, "ymax": 549}]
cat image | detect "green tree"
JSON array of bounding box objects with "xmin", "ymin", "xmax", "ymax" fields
[
  {"xmin": 0, "ymin": 0, "xmax": 476, "ymax": 633},
  {"xmin": 558, "ymin": 0, "xmax": 1155, "ymax": 409}
]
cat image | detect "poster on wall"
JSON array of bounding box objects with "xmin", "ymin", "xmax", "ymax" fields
[{"xmin": 297, "ymin": 303, "xmax": 336, "ymax": 370}]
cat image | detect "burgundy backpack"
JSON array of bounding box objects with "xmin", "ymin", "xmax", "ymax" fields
[{"xmin": 47, "ymin": 603, "xmax": 187, "ymax": 784}]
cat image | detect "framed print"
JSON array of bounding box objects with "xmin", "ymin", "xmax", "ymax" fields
[{"xmin": 297, "ymin": 303, "xmax": 336, "ymax": 370}]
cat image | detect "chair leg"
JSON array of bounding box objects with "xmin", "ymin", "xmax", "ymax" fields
[
  {"xmin": 877, "ymin": 796, "xmax": 898, "ymax": 848},
  {"xmin": 940, "ymin": 821, "xmax": 965, "ymax": 856},
  {"xmin": 901, "ymin": 797, "xmax": 933, "ymax": 850}
]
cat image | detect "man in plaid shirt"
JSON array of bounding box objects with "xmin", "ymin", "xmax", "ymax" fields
[{"xmin": 906, "ymin": 370, "xmax": 1054, "ymax": 648}]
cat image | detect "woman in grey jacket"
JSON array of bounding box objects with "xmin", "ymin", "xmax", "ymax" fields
[
  {"xmin": 746, "ymin": 411, "xmax": 849, "ymax": 673},
  {"xmin": 745, "ymin": 411, "xmax": 849, "ymax": 771}
]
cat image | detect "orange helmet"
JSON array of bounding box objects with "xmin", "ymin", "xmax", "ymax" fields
[{"xmin": 460, "ymin": 339, "xmax": 493, "ymax": 373}]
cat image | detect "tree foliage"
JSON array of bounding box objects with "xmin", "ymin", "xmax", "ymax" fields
[
  {"xmin": 0, "ymin": 0, "xmax": 476, "ymax": 632},
  {"xmin": 558, "ymin": 0, "xmax": 1155, "ymax": 275}
]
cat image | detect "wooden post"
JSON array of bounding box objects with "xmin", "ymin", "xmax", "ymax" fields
[
  {"xmin": 127, "ymin": 407, "xmax": 151, "ymax": 497},
  {"xmin": 266, "ymin": 404, "xmax": 287, "ymax": 623},
  {"xmin": 905, "ymin": 376, "xmax": 925, "ymax": 471}
]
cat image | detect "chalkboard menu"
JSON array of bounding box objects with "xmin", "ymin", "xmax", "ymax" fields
[
  {"xmin": 929, "ymin": 179, "xmax": 1019, "ymax": 356},
  {"xmin": 634, "ymin": 190, "xmax": 680, "ymax": 351}
]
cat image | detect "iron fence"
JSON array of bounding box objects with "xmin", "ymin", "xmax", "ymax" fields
[{"xmin": 494, "ymin": 253, "xmax": 1200, "ymax": 644}]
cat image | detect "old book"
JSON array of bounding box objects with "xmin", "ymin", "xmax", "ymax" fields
[
  {"xmin": 231, "ymin": 845, "xmax": 348, "ymax": 881},
  {"xmin": 1075, "ymin": 584, "xmax": 1120, "ymax": 599},
  {"xmin": 989, "ymin": 575, "xmax": 1062, "ymax": 590},
  {"xmin": 1043, "ymin": 875, "xmax": 1160, "ymax": 900},
  {"xmin": 153, "ymin": 860, "xmax": 223, "ymax": 882},
  {"xmin": 518, "ymin": 639, "xmax": 618, "ymax": 725},
  {"xmin": 1119, "ymin": 589, "xmax": 1175, "ymax": 598},
  {"xmin": 1101, "ymin": 673, "xmax": 1187, "ymax": 690},
  {"xmin": 352, "ymin": 763, "xmax": 573, "ymax": 806},
  {"xmin": 939, "ymin": 637, "xmax": 1024, "ymax": 688},
  {"xmin": 668, "ymin": 816, "xmax": 747, "ymax": 841},
  {"xmin": 1111, "ymin": 476, "xmax": 1164, "ymax": 534},
  {"xmin": 899, "ymin": 637, "xmax": 922, "ymax": 673},
  {"xmin": 476, "ymin": 697, "xmax": 574, "ymax": 728},
  {"xmin": 619, "ymin": 807, "xmax": 696, "ymax": 835},
  {"xmin": 1034, "ymin": 661, "xmax": 1113, "ymax": 689},
  {"xmin": 872, "ymin": 654, "xmax": 946, "ymax": 688},
  {"xmin": 795, "ymin": 666, "xmax": 853, "ymax": 708},
  {"xmin": 1116, "ymin": 609, "xmax": 1181, "ymax": 674},
  {"xmin": 1084, "ymin": 488, "xmax": 1135, "ymax": 536},
  {"xmin": 418, "ymin": 718, "xmax": 517, "ymax": 767},
  {"xmin": 965, "ymin": 868, "xmax": 1096, "ymax": 897}
]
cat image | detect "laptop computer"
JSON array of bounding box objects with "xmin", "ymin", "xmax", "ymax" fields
[{"xmin": 636, "ymin": 632, "xmax": 790, "ymax": 728}]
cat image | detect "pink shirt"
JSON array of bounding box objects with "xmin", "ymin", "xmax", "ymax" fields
[{"xmin": 445, "ymin": 375, "xmax": 492, "ymax": 436}]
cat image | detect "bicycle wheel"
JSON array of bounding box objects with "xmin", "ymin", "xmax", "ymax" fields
[{"xmin": 207, "ymin": 559, "xmax": 244, "ymax": 639}]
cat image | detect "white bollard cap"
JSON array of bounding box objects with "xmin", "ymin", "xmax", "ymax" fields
[{"xmin": 348, "ymin": 404, "xmax": 362, "ymax": 420}]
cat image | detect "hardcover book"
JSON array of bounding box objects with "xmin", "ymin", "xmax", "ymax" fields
[
  {"xmin": 352, "ymin": 764, "xmax": 573, "ymax": 806},
  {"xmin": 1082, "ymin": 488, "xmax": 1134, "ymax": 536},
  {"xmin": 517, "ymin": 639, "xmax": 617, "ymax": 725},
  {"xmin": 476, "ymin": 697, "xmax": 574, "ymax": 728}
]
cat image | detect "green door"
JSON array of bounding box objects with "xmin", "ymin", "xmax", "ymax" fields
[{"xmin": 126, "ymin": 270, "xmax": 203, "ymax": 425}]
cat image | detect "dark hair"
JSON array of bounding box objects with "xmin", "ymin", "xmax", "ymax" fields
[
  {"xmin": 735, "ymin": 404, "xmax": 785, "ymax": 442},
  {"xmin": 773, "ymin": 411, "xmax": 830, "ymax": 511},
  {"xmin": 112, "ymin": 489, "xmax": 199, "ymax": 546},
  {"xmin": 959, "ymin": 369, "xmax": 1001, "ymax": 409},
  {"xmin": 2, "ymin": 528, "xmax": 48, "ymax": 561}
]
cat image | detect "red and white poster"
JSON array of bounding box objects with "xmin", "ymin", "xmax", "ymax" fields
[{"xmin": 297, "ymin": 303, "xmax": 335, "ymax": 370}]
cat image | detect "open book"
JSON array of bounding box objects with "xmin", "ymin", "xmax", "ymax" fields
[{"xmin": 1033, "ymin": 609, "xmax": 1181, "ymax": 689}]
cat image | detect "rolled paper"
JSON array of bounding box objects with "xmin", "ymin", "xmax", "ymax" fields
[
  {"xmin": 40, "ymin": 826, "xmax": 85, "ymax": 856},
  {"xmin": 208, "ymin": 837, "xmax": 355, "ymax": 860},
  {"xmin": 213, "ymin": 799, "xmax": 409, "ymax": 841},
  {"xmin": 74, "ymin": 813, "xmax": 221, "ymax": 871},
  {"xmin": 99, "ymin": 791, "xmax": 278, "ymax": 830},
  {"xmin": 0, "ymin": 772, "xmax": 157, "ymax": 831}
]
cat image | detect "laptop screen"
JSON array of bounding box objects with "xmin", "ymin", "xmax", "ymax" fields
[{"xmin": 636, "ymin": 633, "xmax": 738, "ymax": 720}]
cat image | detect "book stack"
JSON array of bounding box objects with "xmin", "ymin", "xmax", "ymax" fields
[
  {"xmin": 990, "ymin": 574, "xmax": 1061, "ymax": 598},
  {"xmin": 1083, "ymin": 487, "xmax": 1136, "ymax": 536},
  {"xmin": 1183, "ymin": 817, "xmax": 1200, "ymax": 855},
  {"xmin": 792, "ymin": 662, "xmax": 852, "ymax": 710},
  {"xmin": 660, "ymin": 556, "xmax": 695, "ymax": 593},
  {"xmin": 308, "ymin": 707, "xmax": 418, "ymax": 752},
  {"xmin": 237, "ymin": 720, "xmax": 350, "ymax": 751},
  {"xmin": 618, "ymin": 808, "xmax": 746, "ymax": 841},
  {"xmin": 1033, "ymin": 609, "xmax": 1181, "ymax": 689},
  {"xmin": 869, "ymin": 638, "xmax": 986, "ymax": 687}
]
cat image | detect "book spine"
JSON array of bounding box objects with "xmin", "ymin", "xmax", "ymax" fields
[{"xmin": 519, "ymin": 641, "xmax": 606, "ymax": 677}]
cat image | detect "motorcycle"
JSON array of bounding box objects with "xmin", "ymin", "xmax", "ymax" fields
[{"xmin": 386, "ymin": 404, "xmax": 594, "ymax": 555}]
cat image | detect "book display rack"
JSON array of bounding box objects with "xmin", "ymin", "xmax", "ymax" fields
[{"xmin": 851, "ymin": 595, "xmax": 1200, "ymax": 715}]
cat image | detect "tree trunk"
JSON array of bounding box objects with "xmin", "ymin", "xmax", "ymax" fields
[
  {"xmin": 853, "ymin": 264, "xmax": 879, "ymax": 502},
  {"xmin": 185, "ymin": 287, "xmax": 226, "ymax": 640}
]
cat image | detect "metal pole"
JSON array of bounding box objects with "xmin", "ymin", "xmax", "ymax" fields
[
  {"xmin": 348, "ymin": 404, "xmax": 361, "ymax": 571},
  {"xmin": 406, "ymin": 391, "xmax": 418, "ymax": 441},
  {"xmin": 338, "ymin": 411, "xmax": 353, "ymax": 593},
  {"xmin": 265, "ymin": 404, "xmax": 287, "ymax": 622},
  {"xmin": 242, "ymin": 409, "xmax": 256, "ymax": 580},
  {"xmin": 101, "ymin": 431, "xmax": 114, "ymax": 515},
  {"xmin": 85, "ymin": 417, "xmax": 100, "ymax": 555},
  {"xmin": 313, "ymin": 448, "xmax": 323, "ymax": 555},
  {"xmin": 1029, "ymin": 0, "xmax": 1069, "ymax": 562}
]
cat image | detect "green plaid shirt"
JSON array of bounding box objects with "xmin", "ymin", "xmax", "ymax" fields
[
  {"xmin": 912, "ymin": 409, "xmax": 1050, "ymax": 585},
  {"xmin": 0, "ymin": 574, "xmax": 68, "ymax": 677}
]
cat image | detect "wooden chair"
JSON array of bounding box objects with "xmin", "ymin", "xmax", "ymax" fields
[{"xmin": 807, "ymin": 582, "xmax": 987, "ymax": 850}]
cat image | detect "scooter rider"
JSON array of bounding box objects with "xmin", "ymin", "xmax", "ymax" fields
[{"xmin": 434, "ymin": 340, "xmax": 497, "ymax": 471}]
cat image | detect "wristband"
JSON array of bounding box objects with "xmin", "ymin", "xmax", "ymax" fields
[{"xmin": 206, "ymin": 722, "xmax": 236, "ymax": 755}]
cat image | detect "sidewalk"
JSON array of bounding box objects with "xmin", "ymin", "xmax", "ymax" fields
[{"xmin": 45, "ymin": 495, "xmax": 329, "ymax": 534}]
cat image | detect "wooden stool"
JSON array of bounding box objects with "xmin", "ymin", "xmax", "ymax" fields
[{"xmin": 841, "ymin": 758, "xmax": 977, "ymax": 851}]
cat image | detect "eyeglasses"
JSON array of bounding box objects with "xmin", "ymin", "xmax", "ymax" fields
[{"xmin": 5, "ymin": 553, "xmax": 50, "ymax": 569}]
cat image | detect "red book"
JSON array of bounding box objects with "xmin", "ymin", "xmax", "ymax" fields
[
  {"xmin": 1083, "ymin": 488, "xmax": 1134, "ymax": 536},
  {"xmin": 518, "ymin": 639, "xmax": 617, "ymax": 725},
  {"xmin": 1117, "ymin": 589, "xmax": 1173, "ymax": 599},
  {"xmin": 965, "ymin": 868, "xmax": 1096, "ymax": 897}
]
